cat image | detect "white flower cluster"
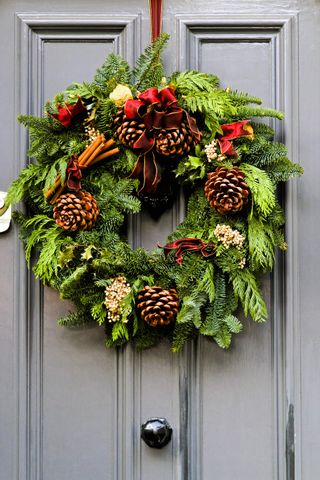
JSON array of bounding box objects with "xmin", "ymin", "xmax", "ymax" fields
[
  {"xmin": 104, "ymin": 276, "xmax": 131, "ymax": 323},
  {"xmin": 214, "ymin": 224, "xmax": 245, "ymax": 250},
  {"xmin": 84, "ymin": 125, "xmax": 101, "ymax": 144},
  {"xmin": 204, "ymin": 140, "xmax": 226, "ymax": 163}
]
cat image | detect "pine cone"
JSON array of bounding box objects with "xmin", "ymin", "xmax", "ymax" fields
[
  {"xmin": 136, "ymin": 286, "xmax": 180, "ymax": 327},
  {"xmin": 204, "ymin": 167, "xmax": 249, "ymax": 215},
  {"xmin": 114, "ymin": 109, "xmax": 146, "ymax": 148},
  {"xmin": 155, "ymin": 122, "xmax": 197, "ymax": 157},
  {"xmin": 53, "ymin": 191, "xmax": 100, "ymax": 231}
]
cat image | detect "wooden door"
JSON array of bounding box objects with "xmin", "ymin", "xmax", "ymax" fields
[{"xmin": 0, "ymin": 1, "xmax": 318, "ymax": 479}]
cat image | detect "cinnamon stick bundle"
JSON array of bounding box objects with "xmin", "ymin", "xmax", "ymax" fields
[{"xmin": 46, "ymin": 135, "xmax": 119, "ymax": 204}]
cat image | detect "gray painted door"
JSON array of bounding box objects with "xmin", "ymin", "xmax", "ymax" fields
[{"xmin": 0, "ymin": 1, "xmax": 318, "ymax": 479}]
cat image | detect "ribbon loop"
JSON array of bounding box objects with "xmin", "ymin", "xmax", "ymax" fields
[
  {"xmin": 160, "ymin": 238, "xmax": 216, "ymax": 265},
  {"xmin": 67, "ymin": 155, "xmax": 83, "ymax": 191},
  {"xmin": 218, "ymin": 120, "xmax": 254, "ymax": 156},
  {"xmin": 125, "ymin": 87, "xmax": 202, "ymax": 193}
]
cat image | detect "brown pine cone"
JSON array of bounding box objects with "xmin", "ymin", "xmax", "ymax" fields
[
  {"xmin": 155, "ymin": 122, "xmax": 197, "ymax": 157},
  {"xmin": 136, "ymin": 286, "xmax": 180, "ymax": 327},
  {"xmin": 204, "ymin": 167, "xmax": 250, "ymax": 215},
  {"xmin": 53, "ymin": 191, "xmax": 100, "ymax": 231},
  {"xmin": 114, "ymin": 109, "xmax": 146, "ymax": 148}
]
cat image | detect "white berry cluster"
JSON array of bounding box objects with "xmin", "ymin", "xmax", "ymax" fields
[
  {"xmin": 239, "ymin": 258, "xmax": 246, "ymax": 269},
  {"xmin": 104, "ymin": 276, "xmax": 131, "ymax": 323},
  {"xmin": 84, "ymin": 124, "xmax": 101, "ymax": 144},
  {"xmin": 214, "ymin": 224, "xmax": 245, "ymax": 250},
  {"xmin": 204, "ymin": 140, "xmax": 226, "ymax": 163}
]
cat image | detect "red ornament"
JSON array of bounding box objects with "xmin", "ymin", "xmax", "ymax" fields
[{"xmin": 50, "ymin": 97, "xmax": 86, "ymax": 128}]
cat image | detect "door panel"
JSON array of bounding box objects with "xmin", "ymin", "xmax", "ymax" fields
[{"xmin": 0, "ymin": 1, "xmax": 318, "ymax": 480}]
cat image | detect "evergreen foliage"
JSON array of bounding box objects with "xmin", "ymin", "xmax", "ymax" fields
[
  {"xmin": 94, "ymin": 53, "xmax": 131, "ymax": 89},
  {"xmin": 4, "ymin": 34, "xmax": 303, "ymax": 352},
  {"xmin": 133, "ymin": 32, "xmax": 169, "ymax": 89}
]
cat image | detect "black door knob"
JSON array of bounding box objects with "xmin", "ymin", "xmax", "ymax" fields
[{"xmin": 141, "ymin": 418, "xmax": 173, "ymax": 449}]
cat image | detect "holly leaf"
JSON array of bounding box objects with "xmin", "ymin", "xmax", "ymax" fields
[
  {"xmin": 176, "ymin": 155, "xmax": 206, "ymax": 181},
  {"xmin": 81, "ymin": 245, "xmax": 96, "ymax": 261},
  {"xmin": 58, "ymin": 244, "xmax": 76, "ymax": 268}
]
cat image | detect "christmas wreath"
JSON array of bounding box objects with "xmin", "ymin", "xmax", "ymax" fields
[{"xmin": 2, "ymin": 33, "xmax": 303, "ymax": 351}]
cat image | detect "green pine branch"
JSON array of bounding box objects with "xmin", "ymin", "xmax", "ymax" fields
[
  {"xmin": 241, "ymin": 163, "xmax": 276, "ymax": 217},
  {"xmin": 230, "ymin": 269, "xmax": 267, "ymax": 322},
  {"xmin": 170, "ymin": 70, "xmax": 220, "ymax": 94},
  {"xmin": 133, "ymin": 33, "xmax": 170, "ymax": 89},
  {"xmin": 248, "ymin": 215, "xmax": 276, "ymax": 271},
  {"xmin": 94, "ymin": 53, "xmax": 131, "ymax": 89}
]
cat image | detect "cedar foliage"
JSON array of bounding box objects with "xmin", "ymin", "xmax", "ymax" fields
[{"xmin": 4, "ymin": 34, "xmax": 303, "ymax": 352}]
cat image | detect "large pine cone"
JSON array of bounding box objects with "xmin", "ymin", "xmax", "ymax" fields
[
  {"xmin": 114, "ymin": 109, "xmax": 146, "ymax": 148},
  {"xmin": 53, "ymin": 191, "xmax": 100, "ymax": 231},
  {"xmin": 155, "ymin": 122, "xmax": 196, "ymax": 157},
  {"xmin": 204, "ymin": 167, "xmax": 250, "ymax": 215},
  {"xmin": 136, "ymin": 286, "xmax": 180, "ymax": 327}
]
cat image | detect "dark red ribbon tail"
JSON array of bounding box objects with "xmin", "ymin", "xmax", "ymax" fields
[
  {"xmin": 129, "ymin": 152, "xmax": 162, "ymax": 195},
  {"xmin": 66, "ymin": 155, "xmax": 82, "ymax": 191}
]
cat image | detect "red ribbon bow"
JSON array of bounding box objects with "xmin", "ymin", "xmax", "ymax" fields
[
  {"xmin": 126, "ymin": 87, "xmax": 201, "ymax": 194},
  {"xmin": 218, "ymin": 120, "xmax": 253, "ymax": 156},
  {"xmin": 50, "ymin": 97, "xmax": 86, "ymax": 128},
  {"xmin": 66, "ymin": 155, "xmax": 83, "ymax": 191},
  {"xmin": 161, "ymin": 238, "xmax": 216, "ymax": 265}
]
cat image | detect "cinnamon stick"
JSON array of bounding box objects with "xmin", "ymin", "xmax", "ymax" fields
[
  {"xmin": 78, "ymin": 135, "xmax": 105, "ymax": 165},
  {"xmin": 82, "ymin": 137, "xmax": 107, "ymax": 167},
  {"xmin": 46, "ymin": 134, "xmax": 116, "ymax": 203},
  {"xmin": 50, "ymin": 184, "xmax": 65, "ymax": 205},
  {"xmin": 90, "ymin": 147, "xmax": 120, "ymax": 166},
  {"xmin": 45, "ymin": 175, "xmax": 61, "ymax": 199}
]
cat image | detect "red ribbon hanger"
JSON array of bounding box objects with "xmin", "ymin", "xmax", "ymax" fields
[{"xmin": 149, "ymin": 0, "xmax": 163, "ymax": 41}]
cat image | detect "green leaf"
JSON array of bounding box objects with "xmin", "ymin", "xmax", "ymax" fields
[
  {"xmin": 58, "ymin": 244, "xmax": 76, "ymax": 267},
  {"xmin": 176, "ymin": 292, "xmax": 207, "ymax": 328},
  {"xmin": 265, "ymin": 157, "xmax": 304, "ymax": 183},
  {"xmin": 241, "ymin": 163, "xmax": 275, "ymax": 217},
  {"xmin": 223, "ymin": 314, "xmax": 243, "ymax": 334},
  {"xmin": 91, "ymin": 301, "xmax": 106, "ymax": 326},
  {"xmin": 248, "ymin": 215, "xmax": 275, "ymax": 271},
  {"xmin": 230, "ymin": 269, "xmax": 267, "ymax": 322},
  {"xmin": 176, "ymin": 155, "xmax": 206, "ymax": 182},
  {"xmin": 214, "ymin": 325, "xmax": 232, "ymax": 349},
  {"xmin": 112, "ymin": 322, "xmax": 129, "ymax": 341},
  {"xmin": 170, "ymin": 70, "xmax": 220, "ymax": 93},
  {"xmin": 133, "ymin": 33, "xmax": 170, "ymax": 89},
  {"xmin": 172, "ymin": 321, "xmax": 196, "ymax": 352},
  {"xmin": 60, "ymin": 266, "xmax": 88, "ymax": 298},
  {"xmin": 81, "ymin": 245, "xmax": 96, "ymax": 261},
  {"xmin": 198, "ymin": 263, "xmax": 215, "ymax": 302},
  {"xmin": 94, "ymin": 53, "xmax": 131, "ymax": 89}
]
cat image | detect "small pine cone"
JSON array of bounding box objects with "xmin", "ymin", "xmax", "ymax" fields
[
  {"xmin": 53, "ymin": 191, "xmax": 100, "ymax": 231},
  {"xmin": 114, "ymin": 109, "xmax": 146, "ymax": 148},
  {"xmin": 204, "ymin": 167, "xmax": 250, "ymax": 215},
  {"xmin": 136, "ymin": 286, "xmax": 180, "ymax": 327},
  {"xmin": 155, "ymin": 122, "xmax": 196, "ymax": 157}
]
